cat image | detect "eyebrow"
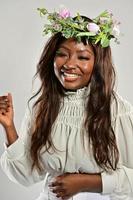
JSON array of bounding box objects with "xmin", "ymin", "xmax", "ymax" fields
[{"xmin": 59, "ymin": 45, "xmax": 94, "ymax": 55}]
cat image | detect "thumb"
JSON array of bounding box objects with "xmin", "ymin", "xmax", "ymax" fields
[{"xmin": 7, "ymin": 93, "xmax": 13, "ymax": 107}]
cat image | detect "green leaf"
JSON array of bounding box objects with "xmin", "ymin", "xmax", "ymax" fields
[
  {"xmin": 101, "ymin": 35, "xmax": 110, "ymax": 47},
  {"xmin": 93, "ymin": 10, "xmax": 110, "ymax": 23},
  {"xmin": 37, "ymin": 8, "xmax": 48, "ymax": 17},
  {"xmin": 99, "ymin": 10, "xmax": 110, "ymax": 18},
  {"xmin": 77, "ymin": 32, "xmax": 96, "ymax": 37},
  {"xmin": 62, "ymin": 29, "xmax": 74, "ymax": 38},
  {"xmin": 95, "ymin": 36, "xmax": 101, "ymax": 44},
  {"xmin": 76, "ymin": 12, "xmax": 84, "ymax": 23}
]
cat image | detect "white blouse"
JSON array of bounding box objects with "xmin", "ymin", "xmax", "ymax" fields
[{"xmin": 1, "ymin": 87, "xmax": 133, "ymax": 200}]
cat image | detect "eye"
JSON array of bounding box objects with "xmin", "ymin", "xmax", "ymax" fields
[
  {"xmin": 55, "ymin": 50, "xmax": 68, "ymax": 57},
  {"xmin": 78, "ymin": 56, "xmax": 90, "ymax": 60}
]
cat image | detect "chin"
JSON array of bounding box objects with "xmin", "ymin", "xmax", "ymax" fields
[{"xmin": 62, "ymin": 84, "xmax": 83, "ymax": 91}]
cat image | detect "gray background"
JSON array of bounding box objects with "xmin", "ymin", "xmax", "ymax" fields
[{"xmin": 0, "ymin": 0, "xmax": 133, "ymax": 199}]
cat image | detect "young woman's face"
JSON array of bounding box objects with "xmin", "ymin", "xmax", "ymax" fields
[{"xmin": 54, "ymin": 38, "xmax": 95, "ymax": 90}]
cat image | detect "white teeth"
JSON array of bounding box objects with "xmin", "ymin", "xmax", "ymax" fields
[{"xmin": 63, "ymin": 72, "xmax": 79, "ymax": 77}]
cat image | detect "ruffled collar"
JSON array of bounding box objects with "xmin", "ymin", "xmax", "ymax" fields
[{"xmin": 63, "ymin": 85, "xmax": 90, "ymax": 101}]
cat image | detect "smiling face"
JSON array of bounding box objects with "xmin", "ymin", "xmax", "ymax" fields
[{"xmin": 54, "ymin": 38, "xmax": 95, "ymax": 90}]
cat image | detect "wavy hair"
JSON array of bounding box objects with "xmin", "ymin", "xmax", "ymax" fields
[{"xmin": 29, "ymin": 19, "xmax": 119, "ymax": 171}]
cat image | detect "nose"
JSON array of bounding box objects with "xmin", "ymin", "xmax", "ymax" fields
[{"xmin": 64, "ymin": 56, "xmax": 77, "ymax": 69}]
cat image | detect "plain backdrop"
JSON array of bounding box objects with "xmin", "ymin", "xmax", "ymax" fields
[{"xmin": 0, "ymin": 0, "xmax": 133, "ymax": 199}]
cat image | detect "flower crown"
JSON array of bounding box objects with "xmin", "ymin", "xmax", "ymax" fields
[{"xmin": 37, "ymin": 7, "xmax": 120, "ymax": 48}]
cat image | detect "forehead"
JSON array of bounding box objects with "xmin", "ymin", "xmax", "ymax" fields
[{"xmin": 58, "ymin": 38, "xmax": 94, "ymax": 54}]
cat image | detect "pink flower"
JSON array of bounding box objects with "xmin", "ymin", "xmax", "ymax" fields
[
  {"xmin": 87, "ymin": 23, "xmax": 100, "ymax": 34},
  {"xmin": 59, "ymin": 8, "xmax": 71, "ymax": 18}
]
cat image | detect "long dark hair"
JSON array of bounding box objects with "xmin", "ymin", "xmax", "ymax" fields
[{"xmin": 29, "ymin": 23, "xmax": 119, "ymax": 171}]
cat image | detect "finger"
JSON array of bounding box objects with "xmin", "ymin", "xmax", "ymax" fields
[
  {"xmin": 0, "ymin": 103, "xmax": 9, "ymax": 109},
  {"xmin": 56, "ymin": 192, "xmax": 70, "ymax": 199},
  {"xmin": 0, "ymin": 99, "xmax": 9, "ymax": 105},
  {"xmin": 0, "ymin": 108, "xmax": 8, "ymax": 115},
  {"xmin": 0, "ymin": 110, "xmax": 6, "ymax": 115},
  {"xmin": 0, "ymin": 109, "xmax": 8, "ymax": 114},
  {"xmin": 0, "ymin": 99, "xmax": 10, "ymax": 112},
  {"xmin": 49, "ymin": 180, "xmax": 62, "ymax": 187},
  {"xmin": 0, "ymin": 95, "xmax": 8, "ymax": 100},
  {"xmin": 52, "ymin": 187, "xmax": 65, "ymax": 194},
  {"xmin": 0, "ymin": 99, "xmax": 8, "ymax": 105},
  {"xmin": 0, "ymin": 96, "xmax": 9, "ymax": 105},
  {"xmin": 56, "ymin": 191, "xmax": 65, "ymax": 198},
  {"xmin": 0, "ymin": 103, "xmax": 9, "ymax": 112}
]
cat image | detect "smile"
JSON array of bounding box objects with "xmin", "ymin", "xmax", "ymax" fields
[
  {"xmin": 63, "ymin": 72, "xmax": 79, "ymax": 78},
  {"xmin": 61, "ymin": 71, "xmax": 80, "ymax": 82}
]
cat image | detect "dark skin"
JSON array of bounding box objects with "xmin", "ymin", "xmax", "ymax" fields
[
  {"xmin": 0, "ymin": 94, "xmax": 18, "ymax": 145},
  {"xmin": 0, "ymin": 38, "xmax": 102, "ymax": 199},
  {"xmin": 52, "ymin": 38, "xmax": 102, "ymax": 199},
  {"xmin": 54, "ymin": 38, "xmax": 95, "ymax": 90},
  {"xmin": 49, "ymin": 173, "xmax": 102, "ymax": 199}
]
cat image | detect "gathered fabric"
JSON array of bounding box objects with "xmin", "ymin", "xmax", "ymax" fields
[{"xmin": 1, "ymin": 86, "xmax": 133, "ymax": 200}]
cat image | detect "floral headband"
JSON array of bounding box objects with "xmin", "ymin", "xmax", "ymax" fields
[{"xmin": 37, "ymin": 6, "xmax": 120, "ymax": 48}]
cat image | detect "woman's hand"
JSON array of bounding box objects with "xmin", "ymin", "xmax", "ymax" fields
[
  {"xmin": 0, "ymin": 93, "xmax": 18, "ymax": 145},
  {"xmin": 49, "ymin": 172, "xmax": 102, "ymax": 199},
  {"xmin": 49, "ymin": 173, "xmax": 84, "ymax": 199},
  {"xmin": 0, "ymin": 93, "xmax": 14, "ymax": 128}
]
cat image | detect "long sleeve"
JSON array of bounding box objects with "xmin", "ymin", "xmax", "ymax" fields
[
  {"xmin": 101, "ymin": 94, "xmax": 133, "ymax": 198},
  {"xmin": 0, "ymin": 107, "xmax": 46, "ymax": 187}
]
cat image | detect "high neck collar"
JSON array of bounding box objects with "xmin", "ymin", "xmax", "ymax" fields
[{"xmin": 63, "ymin": 85, "xmax": 90, "ymax": 101}]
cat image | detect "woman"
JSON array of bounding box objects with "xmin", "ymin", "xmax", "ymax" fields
[{"xmin": 0, "ymin": 7, "xmax": 133, "ymax": 200}]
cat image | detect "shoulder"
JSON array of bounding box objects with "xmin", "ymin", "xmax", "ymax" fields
[{"xmin": 111, "ymin": 92, "xmax": 133, "ymax": 120}]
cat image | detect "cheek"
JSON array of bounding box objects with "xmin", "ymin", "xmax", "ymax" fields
[
  {"xmin": 83, "ymin": 63, "xmax": 94, "ymax": 74},
  {"xmin": 54, "ymin": 57, "xmax": 65, "ymax": 66},
  {"xmin": 54, "ymin": 57, "xmax": 62, "ymax": 70},
  {"xmin": 53, "ymin": 61, "xmax": 62, "ymax": 79}
]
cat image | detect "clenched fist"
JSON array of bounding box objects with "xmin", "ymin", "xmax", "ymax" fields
[{"xmin": 0, "ymin": 93, "xmax": 14, "ymax": 128}]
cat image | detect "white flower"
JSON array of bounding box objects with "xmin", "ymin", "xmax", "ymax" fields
[
  {"xmin": 53, "ymin": 23, "xmax": 62, "ymax": 31},
  {"xmin": 112, "ymin": 25, "xmax": 120, "ymax": 37},
  {"xmin": 100, "ymin": 16, "xmax": 110, "ymax": 24},
  {"xmin": 87, "ymin": 23, "xmax": 100, "ymax": 34}
]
